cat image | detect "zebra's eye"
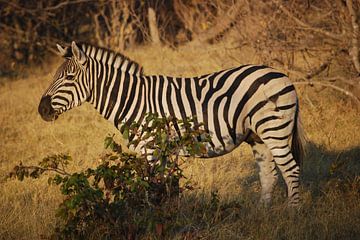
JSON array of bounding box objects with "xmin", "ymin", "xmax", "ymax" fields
[{"xmin": 65, "ymin": 74, "xmax": 74, "ymax": 80}]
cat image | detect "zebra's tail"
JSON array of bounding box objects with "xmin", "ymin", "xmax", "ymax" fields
[{"xmin": 291, "ymin": 103, "xmax": 306, "ymax": 167}]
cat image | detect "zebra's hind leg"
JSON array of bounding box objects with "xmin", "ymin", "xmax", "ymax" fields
[
  {"xmin": 264, "ymin": 140, "xmax": 300, "ymax": 206},
  {"xmin": 250, "ymin": 142, "xmax": 278, "ymax": 206}
]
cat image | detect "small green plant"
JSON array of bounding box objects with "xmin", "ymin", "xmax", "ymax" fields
[{"xmin": 9, "ymin": 114, "xmax": 210, "ymax": 239}]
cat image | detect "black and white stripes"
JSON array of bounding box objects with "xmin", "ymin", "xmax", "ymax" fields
[{"xmin": 38, "ymin": 41, "xmax": 305, "ymax": 206}]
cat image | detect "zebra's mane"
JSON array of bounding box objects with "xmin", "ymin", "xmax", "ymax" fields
[{"xmin": 77, "ymin": 42, "xmax": 144, "ymax": 76}]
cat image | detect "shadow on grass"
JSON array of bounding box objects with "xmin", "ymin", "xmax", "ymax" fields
[
  {"xmin": 302, "ymin": 142, "xmax": 360, "ymax": 194},
  {"xmin": 237, "ymin": 141, "xmax": 360, "ymax": 198},
  {"xmin": 167, "ymin": 142, "xmax": 360, "ymax": 240}
]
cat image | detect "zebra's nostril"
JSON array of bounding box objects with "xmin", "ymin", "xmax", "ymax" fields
[
  {"xmin": 38, "ymin": 95, "xmax": 55, "ymax": 121},
  {"xmin": 41, "ymin": 105, "xmax": 50, "ymax": 115}
]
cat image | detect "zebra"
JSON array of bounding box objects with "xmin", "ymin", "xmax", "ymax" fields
[{"xmin": 38, "ymin": 41, "xmax": 305, "ymax": 206}]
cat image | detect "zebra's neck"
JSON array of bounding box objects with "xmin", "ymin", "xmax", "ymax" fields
[
  {"xmin": 76, "ymin": 43, "xmax": 144, "ymax": 132},
  {"xmin": 88, "ymin": 63, "xmax": 146, "ymax": 130}
]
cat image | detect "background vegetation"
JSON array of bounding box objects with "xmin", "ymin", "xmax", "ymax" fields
[{"xmin": 1, "ymin": 0, "xmax": 360, "ymax": 239}]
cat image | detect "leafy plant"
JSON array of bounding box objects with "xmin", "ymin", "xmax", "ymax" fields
[{"xmin": 8, "ymin": 114, "xmax": 210, "ymax": 239}]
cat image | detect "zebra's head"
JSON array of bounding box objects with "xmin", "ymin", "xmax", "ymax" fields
[{"xmin": 38, "ymin": 41, "xmax": 90, "ymax": 121}]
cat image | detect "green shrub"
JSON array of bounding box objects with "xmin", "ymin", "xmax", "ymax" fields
[{"xmin": 9, "ymin": 114, "xmax": 210, "ymax": 239}]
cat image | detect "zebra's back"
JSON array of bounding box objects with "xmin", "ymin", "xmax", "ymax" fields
[{"xmin": 148, "ymin": 64, "xmax": 297, "ymax": 157}]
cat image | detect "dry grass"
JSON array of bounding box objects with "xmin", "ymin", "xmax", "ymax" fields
[{"xmin": 0, "ymin": 41, "xmax": 360, "ymax": 239}]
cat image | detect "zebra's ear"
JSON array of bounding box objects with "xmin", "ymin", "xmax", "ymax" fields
[
  {"xmin": 56, "ymin": 44, "xmax": 67, "ymax": 57},
  {"xmin": 71, "ymin": 41, "xmax": 87, "ymax": 65}
]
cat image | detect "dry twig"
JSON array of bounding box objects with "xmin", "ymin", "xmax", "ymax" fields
[
  {"xmin": 323, "ymin": 76, "xmax": 360, "ymax": 86},
  {"xmin": 175, "ymin": 0, "xmax": 247, "ymax": 45},
  {"xmin": 294, "ymin": 81, "xmax": 360, "ymax": 105},
  {"xmin": 196, "ymin": 0, "xmax": 246, "ymax": 43},
  {"xmin": 271, "ymin": 0, "xmax": 343, "ymax": 41},
  {"xmin": 346, "ymin": 0, "xmax": 360, "ymax": 74},
  {"xmin": 305, "ymin": 49, "xmax": 344, "ymax": 79}
]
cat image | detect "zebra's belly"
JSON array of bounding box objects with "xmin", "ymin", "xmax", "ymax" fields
[{"xmin": 200, "ymin": 131, "xmax": 249, "ymax": 158}]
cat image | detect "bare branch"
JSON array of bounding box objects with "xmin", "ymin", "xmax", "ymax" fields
[
  {"xmin": 0, "ymin": 0, "xmax": 93, "ymax": 13},
  {"xmin": 148, "ymin": 8, "xmax": 161, "ymax": 45},
  {"xmin": 101, "ymin": 11, "xmax": 112, "ymax": 35},
  {"xmin": 93, "ymin": 12, "xmax": 104, "ymax": 47},
  {"xmin": 323, "ymin": 76, "xmax": 360, "ymax": 86},
  {"xmin": 128, "ymin": 5, "xmax": 150, "ymax": 42},
  {"xmin": 43, "ymin": 0, "xmax": 94, "ymax": 11},
  {"xmin": 346, "ymin": 0, "xmax": 360, "ymax": 74},
  {"xmin": 305, "ymin": 49, "xmax": 343, "ymax": 79},
  {"xmin": 195, "ymin": 0, "xmax": 247, "ymax": 43},
  {"xmin": 294, "ymin": 81, "xmax": 360, "ymax": 105},
  {"xmin": 271, "ymin": 0, "xmax": 344, "ymax": 41}
]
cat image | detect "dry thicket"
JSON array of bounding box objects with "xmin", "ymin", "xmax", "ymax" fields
[{"xmin": 1, "ymin": 0, "xmax": 360, "ymax": 102}]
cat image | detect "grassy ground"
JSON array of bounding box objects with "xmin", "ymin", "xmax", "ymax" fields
[{"xmin": 0, "ymin": 41, "xmax": 360, "ymax": 239}]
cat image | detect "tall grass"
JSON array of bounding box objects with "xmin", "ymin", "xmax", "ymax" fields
[{"xmin": 0, "ymin": 42, "xmax": 360, "ymax": 239}]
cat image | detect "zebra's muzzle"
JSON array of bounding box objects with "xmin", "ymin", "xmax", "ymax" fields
[{"xmin": 38, "ymin": 95, "xmax": 58, "ymax": 121}]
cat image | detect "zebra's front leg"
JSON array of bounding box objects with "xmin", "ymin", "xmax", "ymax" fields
[{"xmin": 251, "ymin": 142, "xmax": 278, "ymax": 206}]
